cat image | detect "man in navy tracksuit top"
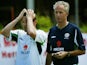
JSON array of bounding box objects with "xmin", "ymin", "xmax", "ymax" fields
[{"xmin": 46, "ymin": 1, "xmax": 85, "ymax": 65}]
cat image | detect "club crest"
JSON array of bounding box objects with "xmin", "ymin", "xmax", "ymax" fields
[{"xmin": 64, "ymin": 33, "xmax": 70, "ymax": 39}]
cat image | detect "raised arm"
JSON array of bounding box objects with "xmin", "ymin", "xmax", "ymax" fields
[
  {"xmin": 26, "ymin": 9, "xmax": 36, "ymax": 39},
  {"xmin": 1, "ymin": 8, "xmax": 27, "ymax": 37}
]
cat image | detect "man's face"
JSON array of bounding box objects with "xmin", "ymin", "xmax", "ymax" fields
[
  {"xmin": 21, "ymin": 16, "xmax": 37, "ymax": 31},
  {"xmin": 54, "ymin": 5, "xmax": 68, "ymax": 23}
]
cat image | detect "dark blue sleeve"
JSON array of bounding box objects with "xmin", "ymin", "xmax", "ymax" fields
[
  {"xmin": 76, "ymin": 28, "xmax": 85, "ymax": 50},
  {"xmin": 46, "ymin": 30, "xmax": 52, "ymax": 53}
]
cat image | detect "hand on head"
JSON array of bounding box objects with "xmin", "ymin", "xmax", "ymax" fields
[
  {"xmin": 18, "ymin": 8, "xmax": 36, "ymax": 21},
  {"xmin": 27, "ymin": 9, "xmax": 36, "ymax": 19}
]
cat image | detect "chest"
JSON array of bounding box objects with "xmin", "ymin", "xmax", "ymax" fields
[{"xmin": 48, "ymin": 28, "xmax": 75, "ymax": 51}]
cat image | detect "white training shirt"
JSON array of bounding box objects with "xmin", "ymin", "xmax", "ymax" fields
[
  {"xmin": 9, "ymin": 29, "xmax": 47, "ymax": 65},
  {"xmin": 0, "ymin": 34, "xmax": 17, "ymax": 65}
]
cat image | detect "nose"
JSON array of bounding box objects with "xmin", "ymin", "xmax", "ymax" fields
[{"xmin": 57, "ymin": 12, "xmax": 61, "ymax": 17}]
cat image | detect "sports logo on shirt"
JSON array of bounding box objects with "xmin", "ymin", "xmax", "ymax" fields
[
  {"xmin": 23, "ymin": 44, "xmax": 28, "ymax": 50},
  {"xmin": 64, "ymin": 33, "xmax": 70, "ymax": 39},
  {"xmin": 21, "ymin": 44, "xmax": 30, "ymax": 54},
  {"xmin": 53, "ymin": 47, "xmax": 64, "ymax": 51},
  {"xmin": 56, "ymin": 40, "xmax": 61, "ymax": 47},
  {"xmin": 53, "ymin": 40, "xmax": 64, "ymax": 51}
]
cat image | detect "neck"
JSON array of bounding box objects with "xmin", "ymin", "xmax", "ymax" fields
[{"xmin": 57, "ymin": 21, "xmax": 69, "ymax": 29}]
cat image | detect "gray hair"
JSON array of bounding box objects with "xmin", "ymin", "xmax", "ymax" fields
[{"xmin": 53, "ymin": 1, "xmax": 70, "ymax": 13}]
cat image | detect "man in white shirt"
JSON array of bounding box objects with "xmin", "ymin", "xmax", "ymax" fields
[{"xmin": 1, "ymin": 8, "xmax": 47, "ymax": 65}]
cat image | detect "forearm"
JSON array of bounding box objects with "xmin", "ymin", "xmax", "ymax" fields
[
  {"xmin": 1, "ymin": 8, "xmax": 26, "ymax": 37},
  {"xmin": 26, "ymin": 9, "xmax": 36, "ymax": 39},
  {"xmin": 27, "ymin": 17, "xmax": 36, "ymax": 39},
  {"xmin": 68, "ymin": 49, "xmax": 85, "ymax": 57},
  {"xmin": 1, "ymin": 17, "xmax": 19, "ymax": 37}
]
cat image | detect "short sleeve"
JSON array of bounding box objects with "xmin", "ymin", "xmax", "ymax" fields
[
  {"xmin": 46, "ymin": 31, "xmax": 51, "ymax": 53},
  {"xmin": 35, "ymin": 30, "xmax": 47, "ymax": 45},
  {"xmin": 74, "ymin": 28, "xmax": 85, "ymax": 50},
  {"xmin": 9, "ymin": 30, "xmax": 18, "ymax": 42}
]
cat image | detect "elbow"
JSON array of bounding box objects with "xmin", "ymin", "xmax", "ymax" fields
[
  {"xmin": 1, "ymin": 30, "xmax": 10, "ymax": 37},
  {"xmin": 27, "ymin": 31, "xmax": 36, "ymax": 39}
]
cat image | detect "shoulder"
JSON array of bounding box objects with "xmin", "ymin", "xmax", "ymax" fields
[
  {"xmin": 11, "ymin": 29, "xmax": 26, "ymax": 34},
  {"xmin": 36, "ymin": 29, "xmax": 47, "ymax": 36},
  {"xmin": 69, "ymin": 23, "xmax": 79, "ymax": 29},
  {"xmin": 68, "ymin": 23, "xmax": 82, "ymax": 35},
  {"xmin": 68, "ymin": 23, "xmax": 81, "ymax": 31},
  {"xmin": 35, "ymin": 29, "xmax": 47, "ymax": 45},
  {"xmin": 36, "ymin": 29, "xmax": 46, "ymax": 33},
  {"xmin": 50, "ymin": 26, "xmax": 57, "ymax": 30},
  {"xmin": 49, "ymin": 26, "xmax": 57, "ymax": 32},
  {"xmin": 10, "ymin": 29, "xmax": 26, "ymax": 39}
]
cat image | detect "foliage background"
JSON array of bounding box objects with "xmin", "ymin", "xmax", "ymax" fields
[{"xmin": 0, "ymin": 15, "xmax": 87, "ymax": 33}]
